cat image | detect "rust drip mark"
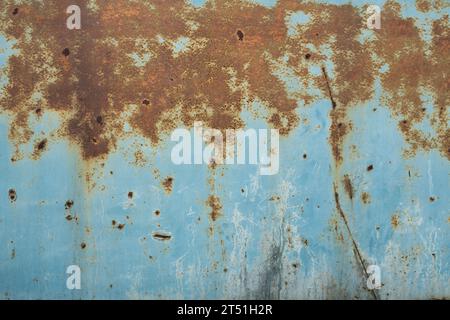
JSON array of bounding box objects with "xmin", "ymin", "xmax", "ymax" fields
[
  {"xmin": 342, "ymin": 174, "xmax": 354, "ymax": 200},
  {"xmin": 333, "ymin": 183, "xmax": 378, "ymax": 300},
  {"xmin": 321, "ymin": 66, "xmax": 337, "ymax": 109},
  {"xmin": 152, "ymin": 231, "xmax": 172, "ymax": 241},
  {"xmin": 322, "ymin": 64, "xmax": 351, "ymax": 166},
  {"xmin": 207, "ymin": 194, "xmax": 223, "ymax": 221},
  {"xmin": 8, "ymin": 189, "xmax": 17, "ymax": 203},
  {"xmin": 161, "ymin": 176, "xmax": 174, "ymax": 194}
]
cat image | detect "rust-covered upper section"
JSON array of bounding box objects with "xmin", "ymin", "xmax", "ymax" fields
[{"xmin": 0, "ymin": 0, "xmax": 448, "ymax": 163}]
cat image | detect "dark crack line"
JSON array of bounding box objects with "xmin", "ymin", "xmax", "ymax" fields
[
  {"xmin": 321, "ymin": 66, "xmax": 337, "ymax": 109},
  {"xmin": 333, "ymin": 183, "xmax": 379, "ymax": 300}
]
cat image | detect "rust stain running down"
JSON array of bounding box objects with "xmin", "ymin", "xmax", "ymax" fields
[
  {"xmin": 206, "ymin": 194, "xmax": 223, "ymax": 222},
  {"xmin": 342, "ymin": 174, "xmax": 354, "ymax": 200}
]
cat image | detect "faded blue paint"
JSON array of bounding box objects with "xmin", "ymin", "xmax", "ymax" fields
[{"xmin": 0, "ymin": 1, "xmax": 449, "ymax": 300}]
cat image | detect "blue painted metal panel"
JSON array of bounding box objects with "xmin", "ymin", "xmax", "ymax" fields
[{"xmin": 0, "ymin": 0, "xmax": 449, "ymax": 299}]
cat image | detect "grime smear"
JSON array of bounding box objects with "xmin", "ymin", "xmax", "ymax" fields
[{"xmin": 0, "ymin": 0, "xmax": 446, "ymax": 165}]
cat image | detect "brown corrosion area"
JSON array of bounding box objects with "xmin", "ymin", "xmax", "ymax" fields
[
  {"xmin": 161, "ymin": 176, "xmax": 174, "ymax": 194},
  {"xmin": 342, "ymin": 174, "xmax": 353, "ymax": 200},
  {"xmin": 361, "ymin": 192, "xmax": 371, "ymax": 204},
  {"xmin": 391, "ymin": 214, "xmax": 400, "ymax": 229},
  {"xmin": 206, "ymin": 194, "xmax": 223, "ymax": 221},
  {"xmin": 0, "ymin": 0, "xmax": 448, "ymax": 165},
  {"xmin": 8, "ymin": 189, "xmax": 17, "ymax": 202}
]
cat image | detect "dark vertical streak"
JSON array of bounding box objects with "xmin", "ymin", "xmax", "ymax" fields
[{"xmin": 334, "ymin": 183, "xmax": 379, "ymax": 300}]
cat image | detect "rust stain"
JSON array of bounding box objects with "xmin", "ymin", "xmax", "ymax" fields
[
  {"xmin": 361, "ymin": 192, "xmax": 371, "ymax": 204},
  {"xmin": 31, "ymin": 138, "xmax": 48, "ymax": 159},
  {"xmin": 206, "ymin": 194, "xmax": 222, "ymax": 222},
  {"xmin": 333, "ymin": 183, "xmax": 378, "ymax": 300},
  {"xmin": 0, "ymin": 0, "xmax": 447, "ymax": 166},
  {"xmin": 8, "ymin": 189, "xmax": 17, "ymax": 203},
  {"xmin": 342, "ymin": 174, "xmax": 354, "ymax": 200},
  {"xmin": 161, "ymin": 176, "xmax": 174, "ymax": 194},
  {"xmin": 152, "ymin": 231, "xmax": 172, "ymax": 241},
  {"xmin": 391, "ymin": 214, "xmax": 400, "ymax": 229},
  {"xmin": 64, "ymin": 200, "xmax": 74, "ymax": 210}
]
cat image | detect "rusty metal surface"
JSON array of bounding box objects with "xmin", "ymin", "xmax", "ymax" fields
[{"xmin": 0, "ymin": 0, "xmax": 449, "ymax": 299}]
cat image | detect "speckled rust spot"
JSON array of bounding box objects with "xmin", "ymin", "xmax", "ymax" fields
[
  {"xmin": 0, "ymin": 0, "xmax": 447, "ymax": 167},
  {"xmin": 32, "ymin": 138, "xmax": 48, "ymax": 159},
  {"xmin": 361, "ymin": 192, "xmax": 371, "ymax": 204},
  {"xmin": 8, "ymin": 189, "xmax": 17, "ymax": 203},
  {"xmin": 64, "ymin": 200, "xmax": 74, "ymax": 210},
  {"xmin": 127, "ymin": 191, "xmax": 133, "ymax": 199},
  {"xmin": 391, "ymin": 214, "xmax": 400, "ymax": 229},
  {"xmin": 80, "ymin": 242, "xmax": 87, "ymax": 249},
  {"xmin": 162, "ymin": 176, "xmax": 174, "ymax": 194},
  {"xmin": 154, "ymin": 210, "xmax": 160, "ymax": 216},
  {"xmin": 207, "ymin": 194, "xmax": 222, "ymax": 221}
]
